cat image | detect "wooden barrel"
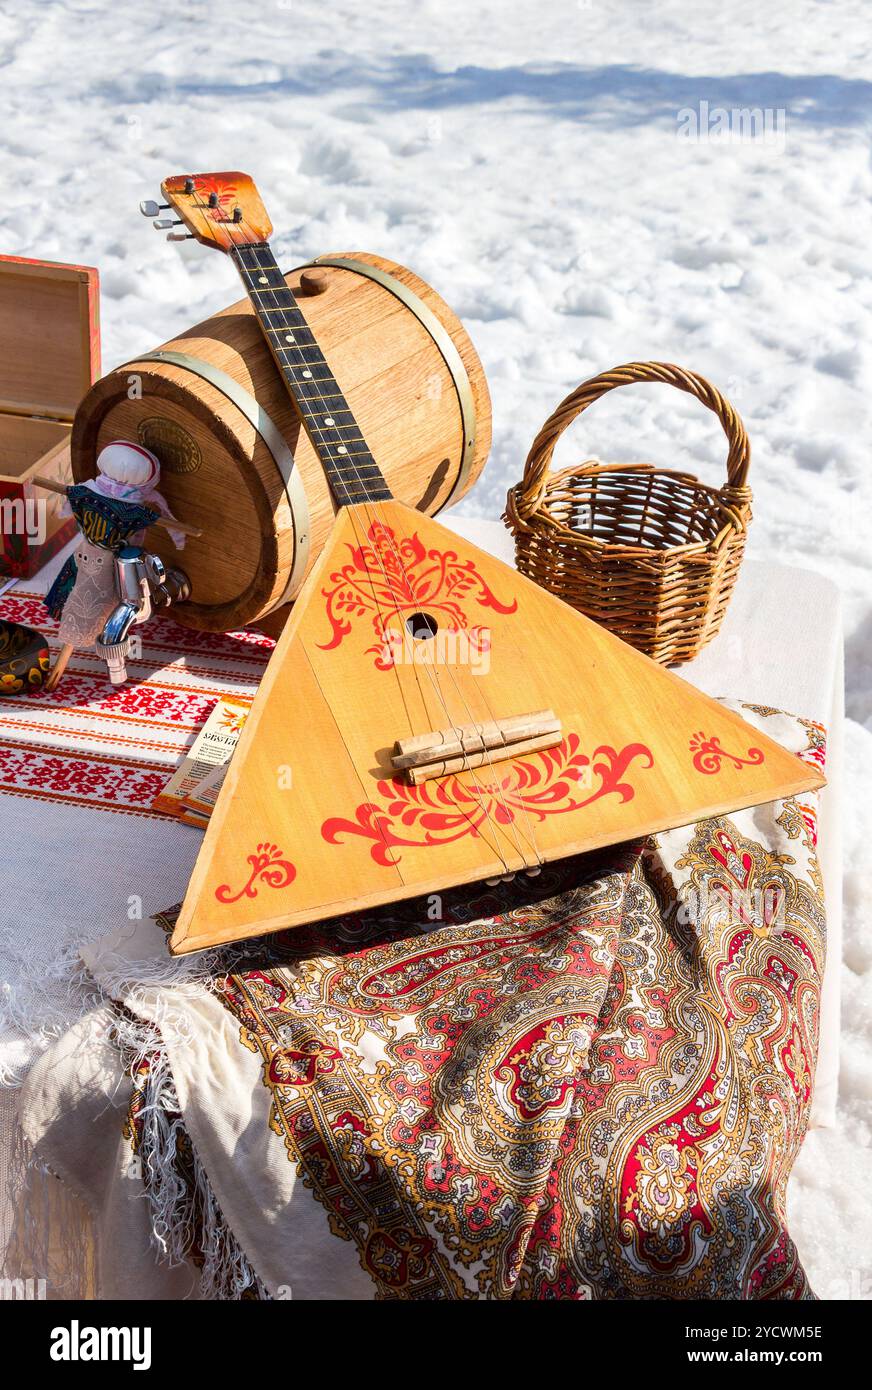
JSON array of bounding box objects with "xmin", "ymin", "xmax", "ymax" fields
[{"xmin": 71, "ymin": 252, "xmax": 491, "ymax": 634}]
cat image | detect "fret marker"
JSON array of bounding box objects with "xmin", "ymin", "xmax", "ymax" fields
[
  {"xmin": 258, "ymin": 275, "xmax": 269, "ymax": 285},
  {"xmin": 302, "ymin": 369, "xmax": 312, "ymax": 378},
  {"xmin": 337, "ymin": 445, "xmax": 348, "ymax": 454},
  {"xmin": 324, "ymin": 417, "xmax": 335, "ymax": 426},
  {"xmin": 285, "ymin": 334, "xmax": 295, "ymax": 343}
]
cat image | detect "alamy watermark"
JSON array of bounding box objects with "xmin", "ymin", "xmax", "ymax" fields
[
  {"xmin": 0, "ymin": 496, "xmax": 47, "ymax": 545},
  {"xmin": 1, "ymin": 1276, "xmax": 46, "ymax": 1300},
  {"xmin": 50, "ymin": 1320, "xmax": 151, "ymax": 1370},
  {"xmin": 677, "ymin": 101, "xmax": 787, "ymax": 148},
  {"xmin": 669, "ymin": 881, "xmax": 788, "ymax": 933},
  {"xmin": 379, "ymin": 625, "xmax": 493, "ymax": 676},
  {"xmin": 821, "ymin": 1267, "xmax": 872, "ymax": 1300}
]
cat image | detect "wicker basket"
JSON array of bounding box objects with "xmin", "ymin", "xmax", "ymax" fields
[{"xmin": 504, "ymin": 362, "xmax": 752, "ymax": 665}]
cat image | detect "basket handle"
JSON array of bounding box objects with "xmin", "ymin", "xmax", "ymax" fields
[{"xmin": 514, "ymin": 361, "xmax": 751, "ymax": 519}]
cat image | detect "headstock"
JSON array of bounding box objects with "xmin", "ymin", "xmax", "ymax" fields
[{"xmin": 141, "ymin": 172, "xmax": 272, "ymax": 251}]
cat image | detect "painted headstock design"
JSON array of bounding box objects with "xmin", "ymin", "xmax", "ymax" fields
[{"xmin": 140, "ymin": 172, "xmax": 272, "ymax": 250}]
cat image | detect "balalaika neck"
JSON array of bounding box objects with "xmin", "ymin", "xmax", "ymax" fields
[{"xmin": 230, "ymin": 242, "xmax": 392, "ymax": 507}]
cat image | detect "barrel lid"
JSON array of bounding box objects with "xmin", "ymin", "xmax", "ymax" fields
[{"xmin": 0, "ymin": 254, "xmax": 100, "ymax": 423}]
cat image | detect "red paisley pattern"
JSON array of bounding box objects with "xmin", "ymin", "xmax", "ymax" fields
[
  {"xmin": 203, "ymin": 716, "xmax": 827, "ymax": 1300},
  {"xmin": 267, "ymin": 1041, "xmax": 342, "ymax": 1087}
]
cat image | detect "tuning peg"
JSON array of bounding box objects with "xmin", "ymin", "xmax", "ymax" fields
[
  {"xmin": 139, "ymin": 200, "xmax": 169, "ymax": 217},
  {"xmin": 153, "ymin": 218, "xmax": 182, "ymax": 229},
  {"xmin": 167, "ymin": 231, "xmax": 194, "ymax": 241}
]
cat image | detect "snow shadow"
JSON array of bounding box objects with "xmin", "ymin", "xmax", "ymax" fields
[{"xmin": 360, "ymin": 60, "xmax": 872, "ymax": 130}]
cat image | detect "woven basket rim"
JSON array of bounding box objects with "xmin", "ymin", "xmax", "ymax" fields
[{"xmin": 508, "ymin": 458, "xmax": 750, "ymax": 558}]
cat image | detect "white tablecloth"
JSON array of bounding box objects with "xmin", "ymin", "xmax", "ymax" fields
[{"xmin": 0, "ymin": 518, "xmax": 844, "ymax": 1262}]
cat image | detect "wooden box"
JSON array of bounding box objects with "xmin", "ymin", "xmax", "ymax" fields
[{"xmin": 0, "ymin": 254, "xmax": 100, "ymax": 578}]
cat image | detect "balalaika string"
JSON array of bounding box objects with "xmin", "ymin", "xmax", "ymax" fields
[
  {"xmin": 231, "ymin": 214, "xmax": 540, "ymax": 873},
  {"xmin": 199, "ymin": 190, "xmax": 542, "ymax": 874},
  {"xmin": 223, "ymin": 231, "xmax": 519, "ymax": 875}
]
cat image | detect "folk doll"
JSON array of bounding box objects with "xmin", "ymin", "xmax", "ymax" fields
[
  {"xmin": 73, "ymin": 440, "xmax": 187, "ymax": 550},
  {"xmin": 43, "ymin": 485, "xmax": 160, "ymax": 691},
  {"xmin": 43, "ymin": 440, "xmax": 186, "ymax": 690}
]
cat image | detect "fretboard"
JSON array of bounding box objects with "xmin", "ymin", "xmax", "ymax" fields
[{"xmin": 231, "ymin": 242, "xmax": 392, "ymax": 507}]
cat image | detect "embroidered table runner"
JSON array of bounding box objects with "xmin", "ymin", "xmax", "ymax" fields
[
  {"xmin": 0, "ymin": 581, "xmax": 271, "ymax": 817},
  {"xmin": 18, "ymin": 704, "xmax": 827, "ymax": 1300}
]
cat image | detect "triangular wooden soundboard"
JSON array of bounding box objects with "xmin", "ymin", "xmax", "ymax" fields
[{"xmin": 171, "ymin": 500, "xmax": 825, "ymax": 954}]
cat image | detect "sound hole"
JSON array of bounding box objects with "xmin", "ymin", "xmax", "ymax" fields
[{"xmin": 405, "ymin": 612, "xmax": 439, "ymax": 641}]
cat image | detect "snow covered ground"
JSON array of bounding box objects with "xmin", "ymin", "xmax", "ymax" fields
[{"xmin": 1, "ymin": 0, "xmax": 870, "ymax": 1296}]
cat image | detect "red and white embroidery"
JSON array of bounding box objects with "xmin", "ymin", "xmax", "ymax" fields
[
  {"xmin": 0, "ymin": 584, "xmax": 269, "ymax": 819},
  {"xmin": 0, "ymin": 740, "xmax": 168, "ymax": 815}
]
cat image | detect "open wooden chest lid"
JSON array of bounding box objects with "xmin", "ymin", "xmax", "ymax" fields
[{"xmin": 0, "ymin": 254, "xmax": 100, "ymax": 424}]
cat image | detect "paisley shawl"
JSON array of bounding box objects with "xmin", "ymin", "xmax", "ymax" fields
[{"xmin": 139, "ymin": 706, "xmax": 826, "ymax": 1300}]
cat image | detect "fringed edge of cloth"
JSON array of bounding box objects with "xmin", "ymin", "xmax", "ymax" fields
[
  {"xmin": 3, "ymin": 1004, "xmax": 270, "ymax": 1302},
  {"xmin": 113, "ymin": 1006, "xmax": 270, "ymax": 1302},
  {"xmin": 2, "ymin": 1125, "xmax": 98, "ymax": 1299}
]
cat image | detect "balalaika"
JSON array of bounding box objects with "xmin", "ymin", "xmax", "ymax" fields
[{"xmin": 145, "ymin": 174, "xmax": 824, "ymax": 954}]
